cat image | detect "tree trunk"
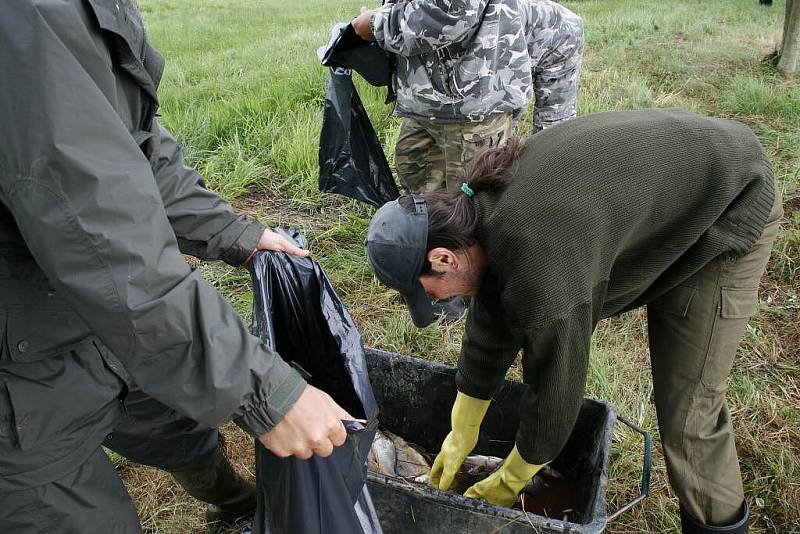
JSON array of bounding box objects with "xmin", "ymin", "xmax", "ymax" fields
[
  {"xmin": 782, "ymin": 0, "xmax": 792, "ymax": 53},
  {"xmin": 778, "ymin": 0, "xmax": 799, "ymax": 74}
]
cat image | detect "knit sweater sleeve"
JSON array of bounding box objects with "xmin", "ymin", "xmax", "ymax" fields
[
  {"xmin": 457, "ymin": 290, "xmax": 595, "ymax": 465},
  {"xmin": 456, "ymin": 290, "xmax": 523, "ymax": 401},
  {"xmin": 514, "ymin": 303, "xmax": 594, "ymax": 465}
]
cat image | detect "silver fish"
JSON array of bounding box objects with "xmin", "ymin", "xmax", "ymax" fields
[
  {"xmin": 386, "ymin": 431, "xmax": 430, "ymax": 479},
  {"xmin": 368, "ymin": 430, "xmax": 397, "ymax": 476}
]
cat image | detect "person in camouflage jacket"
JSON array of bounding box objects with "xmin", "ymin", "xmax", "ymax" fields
[{"xmin": 353, "ymin": 0, "xmax": 584, "ymax": 192}]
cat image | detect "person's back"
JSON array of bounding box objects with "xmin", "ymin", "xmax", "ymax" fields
[
  {"xmin": 476, "ymin": 108, "xmax": 775, "ymax": 324},
  {"xmin": 375, "ymin": 0, "xmax": 581, "ymax": 123},
  {"xmin": 376, "ymin": 0, "xmax": 530, "ymax": 122}
]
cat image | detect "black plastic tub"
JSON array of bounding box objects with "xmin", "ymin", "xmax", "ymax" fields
[{"xmin": 363, "ymin": 347, "xmax": 651, "ymax": 534}]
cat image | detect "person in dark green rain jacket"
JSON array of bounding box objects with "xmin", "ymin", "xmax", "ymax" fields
[{"xmin": 0, "ymin": 1, "xmax": 350, "ymax": 532}]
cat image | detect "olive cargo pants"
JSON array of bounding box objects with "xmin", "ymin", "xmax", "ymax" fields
[
  {"xmin": 394, "ymin": 112, "xmax": 514, "ymax": 194},
  {"xmin": 647, "ymin": 192, "xmax": 783, "ymax": 526}
]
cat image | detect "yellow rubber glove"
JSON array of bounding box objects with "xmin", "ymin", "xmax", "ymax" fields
[
  {"xmin": 463, "ymin": 446, "xmax": 545, "ymax": 507},
  {"xmin": 429, "ymin": 392, "xmax": 491, "ymax": 491}
]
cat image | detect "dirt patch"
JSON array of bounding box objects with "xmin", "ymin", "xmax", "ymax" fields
[{"xmin": 230, "ymin": 185, "xmax": 371, "ymax": 235}]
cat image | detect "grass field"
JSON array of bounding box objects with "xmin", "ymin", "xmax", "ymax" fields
[{"xmin": 119, "ymin": 0, "xmax": 800, "ymax": 532}]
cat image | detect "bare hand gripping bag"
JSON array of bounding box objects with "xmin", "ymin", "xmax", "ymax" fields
[{"xmin": 248, "ymin": 230, "xmax": 382, "ymax": 534}]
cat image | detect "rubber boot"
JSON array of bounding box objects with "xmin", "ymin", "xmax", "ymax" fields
[
  {"xmin": 169, "ymin": 446, "xmax": 256, "ymax": 534},
  {"xmin": 681, "ymin": 502, "xmax": 749, "ymax": 534}
]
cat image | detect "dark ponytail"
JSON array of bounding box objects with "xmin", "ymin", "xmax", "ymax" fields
[
  {"xmin": 399, "ymin": 137, "xmax": 527, "ymax": 274},
  {"xmin": 462, "ymin": 136, "xmax": 527, "ymax": 192}
]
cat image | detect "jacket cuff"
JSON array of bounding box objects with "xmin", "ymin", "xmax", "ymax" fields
[
  {"xmin": 234, "ymin": 365, "xmax": 307, "ymax": 437},
  {"xmin": 222, "ymin": 218, "xmax": 266, "ymax": 267}
]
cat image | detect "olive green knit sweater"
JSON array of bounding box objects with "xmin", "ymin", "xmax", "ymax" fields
[{"xmin": 455, "ymin": 109, "xmax": 775, "ymax": 464}]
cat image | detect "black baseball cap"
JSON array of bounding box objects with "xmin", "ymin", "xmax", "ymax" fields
[{"xmin": 365, "ymin": 196, "xmax": 435, "ymax": 327}]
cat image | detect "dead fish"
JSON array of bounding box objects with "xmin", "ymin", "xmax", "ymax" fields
[
  {"xmin": 369, "ymin": 430, "xmax": 396, "ymax": 476},
  {"xmin": 385, "ymin": 431, "xmax": 430, "ymax": 479},
  {"xmin": 462, "ymin": 454, "xmax": 503, "ymax": 475},
  {"xmin": 367, "ymin": 449, "xmax": 380, "ymax": 474}
]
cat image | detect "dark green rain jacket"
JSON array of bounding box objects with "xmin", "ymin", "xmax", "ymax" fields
[{"xmin": 0, "ymin": 0, "xmax": 305, "ymax": 490}]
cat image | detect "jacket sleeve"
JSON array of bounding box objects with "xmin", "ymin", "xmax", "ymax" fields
[
  {"xmin": 0, "ymin": 1, "xmax": 304, "ymax": 437},
  {"xmin": 526, "ymin": 3, "xmax": 584, "ymax": 130},
  {"xmin": 153, "ymin": 124, "xmax": 265, "ymax": 266},
  {"xmin": 371, "ymin": 0, "xmax": 489, "ymax": 55}
]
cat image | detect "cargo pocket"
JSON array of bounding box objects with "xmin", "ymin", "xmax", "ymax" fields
[
  {"xmin": 700, "ymin": 287, "xmax": 759, "ymax": 390},
  {"xmin": 460, "ymin": 114, "xmax": 513, "ymax": 163},
  {"xmin": 2, "ymin": 341, "xmax": 127, "ymax": 452},
  {"xmin": 4, "ymin": 306, "xmax": 93, "ymax": 363},
  {"xmin": 719, "ymin": 287, "xmax": 759, "ymax": 319}
]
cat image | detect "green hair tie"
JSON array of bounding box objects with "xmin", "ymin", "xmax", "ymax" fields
[{"xmin": 460, "ymin": 182, "xmax": 475, "ymax": 198}]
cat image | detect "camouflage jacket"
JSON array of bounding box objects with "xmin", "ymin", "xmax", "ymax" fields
[{"xmin": 371, "ymin": 0, "xmax": 584, "ymax": 125}]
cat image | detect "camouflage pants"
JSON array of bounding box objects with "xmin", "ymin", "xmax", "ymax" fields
[{"xmin": 394, "ymin": 112, "xmax": 514, "ymax": 193}]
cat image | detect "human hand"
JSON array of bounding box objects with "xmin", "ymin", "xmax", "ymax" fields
[
  {"xmin": 254, "ymin": 228, "xmax": 309, "ymax": 258},
  {"xmin": 352, "ymin": 7, "xmax": 375, "ymax": 41},
  {"xmin": 463, "ymin": 446, "xmax": 545, "ymax": 507},
  {"xmin": 429, "ymin": 392, "xmax": 491, "ymax": 490},
  {"xmin": 258, "ymin": 384, "xmax": 352, "ymax": 459}
]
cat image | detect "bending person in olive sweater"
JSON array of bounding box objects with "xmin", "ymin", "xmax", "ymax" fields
[{"xmin": 365, "ymin": 109, "xmax": 782, "ymax": 534}]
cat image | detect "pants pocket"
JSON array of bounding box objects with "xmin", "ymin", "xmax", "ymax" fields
[
  {"xmin": 648, "ymin": 284, "xmax": 697, "ymax": 318},
  {"xmin": 460, "ymin": 113, "xmax": 513, "ymax": 149},
  {"xmin": 700, "ymin": 287, "xmax": 758, "ymax": 390},
  {"xmin": 719, "ymin": 287, "xmax": 759, "ymax": 319}
]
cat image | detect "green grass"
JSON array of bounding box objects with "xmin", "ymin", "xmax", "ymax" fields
[{"xmin": 123, "ymin": 0, "xmax": 800, "ymax": 532}]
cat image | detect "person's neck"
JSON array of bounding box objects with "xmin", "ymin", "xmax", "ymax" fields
[{"xmin": 459, "ymin": 244, "xmax": 487, "ymax": 295}]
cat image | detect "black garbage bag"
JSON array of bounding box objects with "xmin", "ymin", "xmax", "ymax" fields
[
  {"xmin": 248, "ymin": 230, "xmax": 382, "ymax": 534},
  {"xmin": 318, "ymin": 68, "xmax": 399, "ymax": 209},
  {"xmin": 317, "ymin": 22, "xmax": 394, "ymax": 89}
]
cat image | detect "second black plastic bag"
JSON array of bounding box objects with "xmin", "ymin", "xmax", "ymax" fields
[
  {"xmin": 317, "ymin": 22, "xmax": 393, "ymax": 88},
  {"xmin": 248, "ymin": 230, "xmax": 382, "ymax": 534},
  {"xmin": 318, "ymin": 67, "xmax": 399, "ymax": 208}
]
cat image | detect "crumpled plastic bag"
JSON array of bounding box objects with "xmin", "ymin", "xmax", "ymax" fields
[
  {"xmin": 318, "ymin": 67, "xmax": 399, "ymax": 208},
  {"xmin": 317, "ymin": 22, "xmax": 394, "ymax": 89}
]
